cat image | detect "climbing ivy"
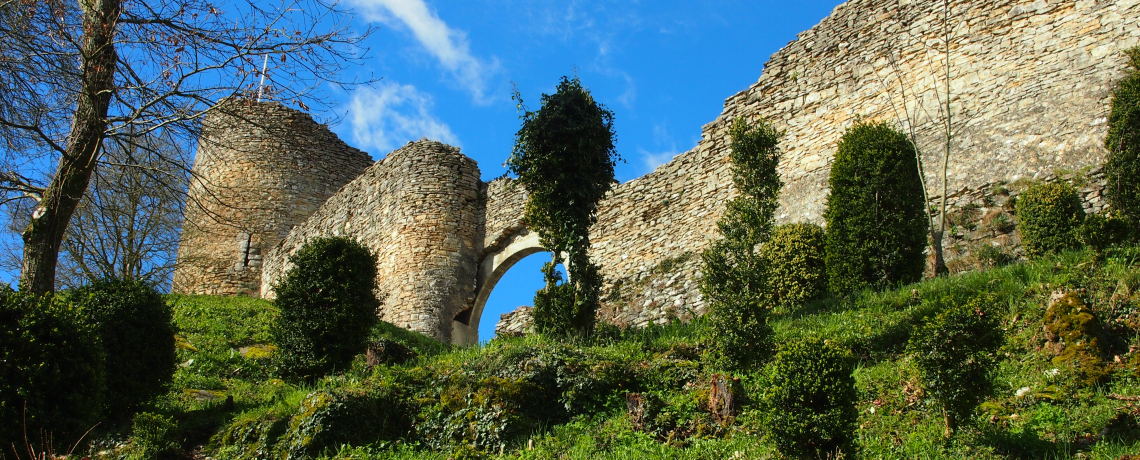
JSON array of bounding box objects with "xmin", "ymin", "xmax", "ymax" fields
[{"xmin": 507, "ymin": 76, "xmax": 619, "ymax": 336}]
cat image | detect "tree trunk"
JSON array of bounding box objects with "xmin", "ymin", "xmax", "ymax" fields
[
  {"xmin": 931, "ymin": 0, "xmax": 953, "ymax": 278},
  {"xmin": 20, "ymin": 0, "xmax": 121, "ymax": 294},
  {"xmin": 943, "ymin": 410, "xmax": 957, "ymax": 438}
]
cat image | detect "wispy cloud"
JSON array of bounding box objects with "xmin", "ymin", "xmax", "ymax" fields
[
  {"xmin": 347, "ymin": 81, "xmax": 459, "ymax": 155},
  {"xmin": 349, "ymin": 0, "xmax": 499, "ymax": 103},
  {"xmin": 638, "ymin": 148, "xmax": 678, "ymax": 172},
  {"xmin": 638, "ymin": 124, "xmax": 681, "ymax": 172}
]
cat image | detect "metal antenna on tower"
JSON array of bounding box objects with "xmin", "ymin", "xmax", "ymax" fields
[{"xmin": 256, "ymin": 55, "xmax": 269, "ymax": 102}]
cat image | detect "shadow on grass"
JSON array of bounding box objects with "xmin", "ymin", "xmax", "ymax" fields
[{"xmin": 980, "ymin": 427, "xmax": 1069, "ymax": 460}]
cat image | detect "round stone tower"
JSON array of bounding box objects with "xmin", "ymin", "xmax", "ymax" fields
[{"xmin": 173, "ymin": 99, "xmax": 374, "ymax": 296}]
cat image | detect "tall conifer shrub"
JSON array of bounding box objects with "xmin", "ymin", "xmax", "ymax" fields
[
  {"xmin": 824, "ymin": 121, "xmax": 927, "ymax": 295},
  {"xmin": 1105, "ymin": 47, "xmax": 1140, "ymax": 227},
  {"xmin": 700, "ymin": 117, "xmax": 783, "ymax": 369}
]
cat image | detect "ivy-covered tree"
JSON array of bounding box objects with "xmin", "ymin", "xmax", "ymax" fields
[
  {"xmin": 824, "ymin": 121, "xmax": 928, "ymax": 295},
  {"xmin": 507, "ymin": 76, "xmax": 619, "ymax": 336},
  {"xmin": 1105, "ymin": 47, "xmax": 1140, "ymax": 227},
  {"xmin": 699, "ymin": 117, "xmax": 783, "ymax": 369}
]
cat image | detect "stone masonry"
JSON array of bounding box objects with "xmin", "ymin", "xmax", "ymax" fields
[
  {"xmin": 589, "ymin": 0, "xmax": 1139, "ymax": 329},
  {"xmin": 260, "ymin": 141, "xmax": 483, "ymax": 343},
  {"xmin": 179, "ymin": 0, "xmax": 1137, "ymax": 342},
  {"xmin": 173, "ymin": 100, "xmax": 373, "ymax": 296}
]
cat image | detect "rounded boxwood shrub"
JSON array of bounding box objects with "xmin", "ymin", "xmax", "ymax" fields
[
  {"xmin": 824, "ymin": 121, "xmax": 927, "ymax": 295},
  {"xmin": 907, "ymin": 293, "xmax": 1005, "ymax": 436},
  {"xmin": 0, "ymin": 288, "xmax": 104, "ymax": 452},
  {"xmin": 1081, "ymin": 213, "xmax": 1132, "ymax": 255},
  {"xmin": 72, "ymin": 277, "xmax": 175, "ymax": 417},
  {"xmin": 272, "ymin": 237, "xmax": 379, "ymax": 381},
  {"xmin": 761, "ymin": 337, "xmax": 857, "ymax": 460},
  {"xmin": 765, "ymin": 223, "xmax": 827, "ymax": 307},
  {"xmin": 278, "ymin": 385, "xmax": 411, "ymax": 459},
  {"xmin": 1105, "ymin": 47, "xmax": 1140, "ymax": 226},
  {"xmin": 1015, "ymin": 182, "xmax": 1085, "ymax": 258}
]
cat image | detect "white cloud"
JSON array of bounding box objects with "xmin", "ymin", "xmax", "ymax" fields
[
  {"xmin": 347, "ymin": 82, "xmax": 459, "ymax": 155},
  {"xmin": 350, "ymin": 0, "xmax": 498, "ymax": 103},
  {"xmin": 638, "ymin": 147, "xmax": 678, "ymax": 172},
  {"xmin": 638, "ymin": 124, "xmax": 682, "ymax": 172}
]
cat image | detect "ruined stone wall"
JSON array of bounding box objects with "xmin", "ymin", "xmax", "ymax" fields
[
  {"xmin": 483, "ymin": 178, "xmax": 529, "ymax": 255},
  {"xmin": 260, "ymin": 141, "xmax": 482, "ymax": 342},
  {"xmin": 173, "ymin": 100, "xmax": 373, "ymax": 296},
  {"xmin": 589, "ymin": 0, "xmax": 1139, "ymax": 328},
  {"xmin": 178, "ymin": 0, "xmax": 1140, "ymax": 339}
]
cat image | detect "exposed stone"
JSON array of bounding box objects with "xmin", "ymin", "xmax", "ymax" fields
[
  {"xmin": 494, "ymin": 306, "xmax": 534, "ymax": 338},
  {"xmin": 260, "ymin": 141, "xmax": 482, "ymax": 343},
  {"xmin": 177, "ymin": 0, "xmax": 1138, "ymax": 344},
  {"xmin": 173, "ymin": 99, "xmax": 373, "ymax": 296}
]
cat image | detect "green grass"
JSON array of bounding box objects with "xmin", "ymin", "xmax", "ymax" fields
[{"xmin": 91, "ymin": 246, "xmax": 1140, "ymax": 459}]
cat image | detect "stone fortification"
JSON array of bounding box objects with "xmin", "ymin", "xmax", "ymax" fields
[
  {"xmin": 584, "ymin": 0, "xmax": 1140, "ymax": 328},
  {"xmin": 260, "ymin": 141, "xmax": 483, "ymax": 343},
  {"xmin": 181, "ymin": 0, "xmax": 1137, "ymax": 342},
  {"xmin": 173, "ymin": 100, "xmax": 373, "ymax": 296}
]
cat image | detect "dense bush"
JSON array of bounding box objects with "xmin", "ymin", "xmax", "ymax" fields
[
  {"xmin": 1015, "ymin": 182, "xmax": 1085, "ymax": 258},
  {"xmin": 824, "ymin": 121, "xmax": 927, "ymax": 295},
  {"xmin": 272, "ymin": 237, "xmax": 379, "ymax": 381},
  {"xmin": 128, "ymin": 412, "xmax": 180, "ymax": 460},
  {"xmin": 1105, "ymin": 47, "xmax": 1140, "ymax": 226},
  {"xmin": 907, "ymin": 293, "xmax": 1004, "ymax": 436},
  {"xmin": 761, "ymin": 337, "xmax": 858, "ymax": 460},
  {"xmin": 700, "ymin": 117, "xmax": 783, "ymax": 369},
  {"xmin": 765, "ymin": 223, "xmax": 827, "ymax": 308},
  {"xmin": 1081, "ymin": 213, "xmax": 1132, "ymax": 255},
  {"xmin": 72, "ymin": 277, "xmax": 175, "ymax": 417},
  {"xmin": 508, "ymin": 76, "xmax": 619, "ymax": 336},
  {"xmin": 278, "ymin": 385, "xmax": 411, "ymax": 459},
  {"xmin": 0, "ymin": 288, "xmax": 104, "ymax": 452}
]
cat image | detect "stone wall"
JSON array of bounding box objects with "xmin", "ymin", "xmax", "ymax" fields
[
  {"xmin": 173, "ymin": 100, "xmax": 373, "ymax": 296},
  {"xmin": 180, "ymin": 0, "xmax": 1139, "ymax": 341},
  {"xmin": 260, "ymin": 141, "xmax": 483, "ymax": 342},
  {"xmin": 583, "ymin": 0, "xmax": 1137, "ymax": 328},
  {"xmin": 482, "ymin": 178, "xmax": 529, "ymax": 255}
]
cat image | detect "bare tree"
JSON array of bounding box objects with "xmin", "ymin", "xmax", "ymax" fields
[
  {"xmin": 0, "ymin": 0, "xmax": 375, "ymax": 294},
  {"xmin": 62, "ymin": 133, "xmax": 189, "ymax": 289},
  {"xmin": 1, "ymin": 131, "xmax": 188, "ymax": 290},
  {"xmin": 878, "ymin": 0, "xmax": 966, "ymax": 277}
]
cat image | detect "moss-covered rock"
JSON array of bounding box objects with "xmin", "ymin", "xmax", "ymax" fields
[{"xmin": 1044, "ymin": 291, "xmax": 1111, "ymax": 387}]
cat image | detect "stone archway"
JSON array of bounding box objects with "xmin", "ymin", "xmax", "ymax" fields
[{"xmin": 451, "ymin": 229, "xmax": 546, "ymax": 345}]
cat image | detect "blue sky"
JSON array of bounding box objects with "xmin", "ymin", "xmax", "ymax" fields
[
  {"xmin": 321, "ymin": 0, "xmax": 846, "ymax": 340},
  {"xmin": 0, "ymin": 0, "xmax": 847, "ymax": 341}
]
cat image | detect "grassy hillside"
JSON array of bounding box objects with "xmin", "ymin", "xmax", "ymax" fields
[{"xmin": 104, "ymin": 246, "xmax": 1140, "ymax": 459}]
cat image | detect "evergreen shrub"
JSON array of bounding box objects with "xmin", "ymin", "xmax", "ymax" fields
[
  {"xmin": 1081, "ymin": 213, "xmax": 1132, "ymax": 255},
  {"xmin": 907, "ymin": 293, "xmax": 1005, "ymax": 436},
  {"xmin": 272, "ymin": 237, "xmax": 379, "ymax": 381},
  {"xmin": 72, "ymin": 277, "xmax": 176, "ymax": 417},
  {"xmin": 508, "ymin": 76, "xmax": 619, "ymax": 336},
  {"xmin": 0, "ymin": 288, "xmax": 104, "ymax": 452},
  {"xmin": 278, "ymin": 385, "xmax": 410, "ymax": 459},
  {"xmin": 1105, "ymin": 47, "xmax": 1140, "ymax": 226},
  {"xmin": 761, "ymin": 337, "xmax": 857, "ymax": 459},
  {"xmin": 824, "ymin": 121, "xmax": 927, "ymax": 295},
  {"xmin": 1015, "ymin": 182, "xmax": 1086, "ymax": 258},
  {"xmin": 700, "ymin": 117, "xmax": 783, "ymax": 369},
  {"xmin": 765, "ymin": 223, "xmax": 827, "ymax": 308},
  {"xmin": 128, "ymin": 412, "xmax": 180, "ymax": 459}
]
